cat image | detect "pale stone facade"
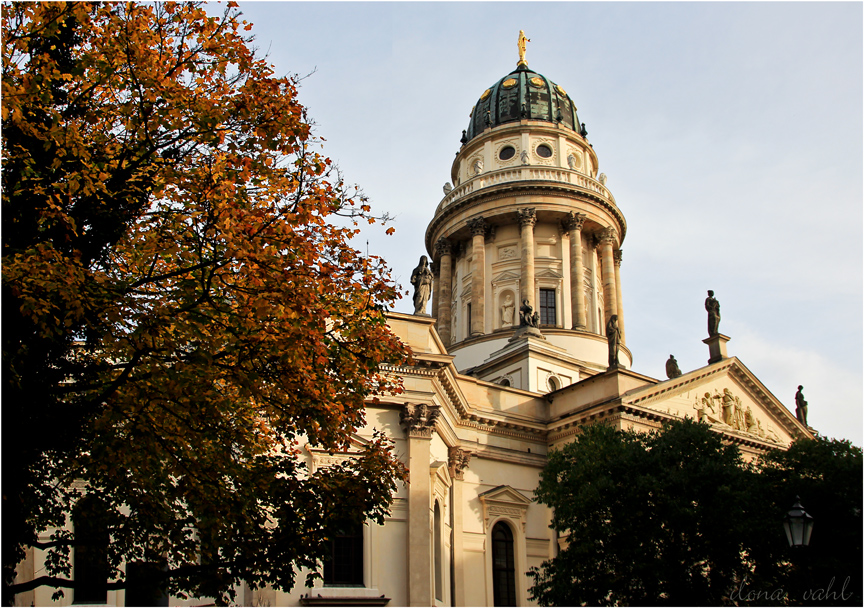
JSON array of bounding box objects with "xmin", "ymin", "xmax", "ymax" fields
[{"xmin": 20, "ymin": 57, "xmax": 814, "ymax": 608}]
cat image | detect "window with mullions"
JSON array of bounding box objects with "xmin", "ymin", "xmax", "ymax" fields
[
  {"xmin": 539, "ymin": 289, "xmax": 556, "ymax": 326},
  {"xmin": 491, "ymin": 522, "xmax": 517, "ymax": 606},
  {"xmin": 73, "ymin": 498, "xmax": 109, "ymax": 605},
  {"xmin": 323, "ymin": 524, "xmax": 364, "ymax": 587}
]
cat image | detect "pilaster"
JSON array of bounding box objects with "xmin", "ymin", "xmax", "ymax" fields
[
  {"xmin": 447, "ymin": 447, "xmax": 472, "ymax": 607},
  {"xmin": 400, "ymin": 404, "xmax": 440, "ymax": 607}
]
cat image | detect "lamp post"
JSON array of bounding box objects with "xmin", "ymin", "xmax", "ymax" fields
[{"xmin": 783, "ymin": 496, "xmax": 814, "ymax": 547}]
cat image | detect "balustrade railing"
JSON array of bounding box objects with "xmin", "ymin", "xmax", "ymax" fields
[{"xmin": 436, "ymin": 166, "xmax": 615, "ymax": 213}]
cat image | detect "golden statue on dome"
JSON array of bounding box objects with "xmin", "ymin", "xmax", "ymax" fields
[{"xmin": 517, "ymin": 30, "xmax": 530, "ymax": 67}]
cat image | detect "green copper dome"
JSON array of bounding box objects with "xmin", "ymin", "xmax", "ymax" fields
[{"xmin": 464, "ymin": 64, "xmax": 583, "ymax": 143}]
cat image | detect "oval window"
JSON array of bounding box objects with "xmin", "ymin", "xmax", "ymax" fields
[
  {"xmin": 536, "ymin": 144, "xmax": 553, "ymax": 158},
  {"xmin": 499, "ymin": 146, "xmax": 516, "ymax": 161}
]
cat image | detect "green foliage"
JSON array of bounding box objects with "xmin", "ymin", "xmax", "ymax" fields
[
  {"xmin": 529, "ymin": 420, "xmax": 863, "ymax": 606},
  {"xmin": 2, "ymin": 2, "xmax": 408, "ymax": 603}
]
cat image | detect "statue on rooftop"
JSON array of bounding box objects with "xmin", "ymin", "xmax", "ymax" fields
[
  {"xmin": 795, "ymin": 385, "xmax": 809, "ymax": 427},
  {"xmin": 410, "ymin": 255, "xmax": 433, "ymax": 315},
  {"xmin": 705, "ymin": 290, "xmax": 721, "ymax": 336},
  {"xmin": 665, "ymin": 355, "xmax": 682, "ymax": 379},
  {"xmin": 606, "ymin": 315, "xmax": 621, "ymax": 369},
  {"xmin": 519, "ymin": 299, "xmax": 540, "ymax": 329},
  {"xmin": 517, "ymin": 30, "xmax": 530, "ymax": 66}
]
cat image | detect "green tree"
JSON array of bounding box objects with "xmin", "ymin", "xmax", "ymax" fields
[
  {"xmin": 529, "ymin": 420, "xmax": 863, "ymax": 606},
  {"xmin": 2, "ymin": 2, "xmax": 408, "ymax": 603},
  {"xmin": 529, "ymin": 419, "xmax": 753, "ymax": 606}
]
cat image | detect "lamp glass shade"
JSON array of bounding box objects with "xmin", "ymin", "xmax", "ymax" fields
[{"xmin": 783, "ymin": 499, "xmax": 814, "ymax": 547}]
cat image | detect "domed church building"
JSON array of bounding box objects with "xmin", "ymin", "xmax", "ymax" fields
[{"xmin": 250, "ymin": 37, "xmax": 815, "ymax": 608}]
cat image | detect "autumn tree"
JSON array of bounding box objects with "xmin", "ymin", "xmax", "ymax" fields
[{"xmin": 2, "ymin": 2, "xmax": 408, "ymax": 603}]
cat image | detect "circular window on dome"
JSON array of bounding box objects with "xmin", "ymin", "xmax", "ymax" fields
[
  {"xmin": 530, "ymin": 77, "xmax": 544, "ymax": 88},
  {"xmin": 536, "ymin": 144, "xmax": 553, "ymax": 158},
  {"xmin": 499, "ymin": 146, "xmax": 516, "ymax": 161},
  {"xmin": 502, "ymin": 78, "xmax": 517, "ymax": 89},
  {"xmin": 480, "ymin": 88, "xmax": 491, "ymax": 100}
]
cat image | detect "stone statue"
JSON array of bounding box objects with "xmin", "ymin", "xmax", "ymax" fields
[
  {"xmin": 705, "ymin": 290, "xmax": 721, "ymax": 336},
  {"xmin": 410, "ymin": 256, "xmax": 433, "ymax": 315},
  {"xmin": 519, "ymin": 299, "xmax": 540, "ymax": 328},
  {"xmin": 500, "ymin": 293, "xmax": 515, "ymax": 327},
  {"xmin": 520, "ymin": 149, "xmax": 529, "ymax": 165},
  {"xmin": 795, "ymin": 385, "xmax": 808, "ymax": 426},
  {"xmin": 567, "ymin": 153, "xmax": 577, "ymax": 170},
  {"xmin": 665, "ymin": 355, "xmax": 682, "ymax": 379},
  {"xmin": 443, "ymin": 182, "xmax": 452, "ymax": 194},
  {"xmin": 598, "ymin": 173, "xmax": 607, "ymax": 185},
  {"xmin": 460, "ymin": 130, "xmax": 468, "ymax": 145},
  {"xmin": 606, "ymin": 314, "xmax": 620, "ymax": 369},
  {"xmin": 472, "ymin": 157, "xmax": 484, "ymax": 175},
  {"xmin": 580, "ymin": 122, "xmax": 588, "ymax": 138},
  {"xmin": 517, "ymin": 30, "xmax": 531, "ymax": 66}
]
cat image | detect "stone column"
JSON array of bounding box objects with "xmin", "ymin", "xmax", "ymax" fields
[
  {"xmin": 467, "ymin": 217, "xmax": 487, "ymax": 336},
  {"xmin": 599, "ymin": 227, "xmax": 619, "ymax": 326},
  {"xmin": 447, "ymin": 447, "xmax": 472, "ymax": 607},
  {"xmin": 400, "ymin": 404, "xmax": 440, "ymax": 607},
  {"xmin": 613, "ymin": 250, "xmax": 625, "ymax": 344},
  {"xmin": 435, "ymin": 238, "xmax": 452, "ymax": 346},
  {"xmin": 517, "ymin": 208, "xmax": 537, "ymax": 306},
  {"xmin": 430, "ymin": 261, "xmax": 440, "ymax": 321},
  {"xmin": 565, "ymin": 212, "xmax": 587, "ymax": 330}
]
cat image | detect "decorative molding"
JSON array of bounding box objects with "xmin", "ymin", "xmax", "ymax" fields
[
  {"xmin": 599, "ymin": 226, "xmax": 618, "ymax": 245},
  {"xmin": 564, "ymin": 211, "xmax": 587, "ymax": 231},
  {"xmin": 447, "ymin": 447, "xmax": 472, "ymax": 480},
  {"xmin": 434, "ymin": 237, "xmax": 452, "ymax": 258},
  {"xmin": 400, "ymin": 403, "xmax": 440, "ymax": 438},
  {"xmin": 517, "ymin": 208, "xmax": 537, "ymax": 228},
  {"xmin": 467, "ymin": 216, "xmax": 488, "ymax": 237},
  {"xmin": 478, "ymin": 485, "xmax": 531, "ymax": 532}
]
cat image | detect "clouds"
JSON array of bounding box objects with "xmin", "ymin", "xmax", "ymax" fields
[{"xmin": 235, "ymin": 2, "xmax": 862, "ymax": 445}]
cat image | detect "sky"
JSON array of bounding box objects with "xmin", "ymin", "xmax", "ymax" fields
[{"xmin": 232, "ymin": 2, "xmax": 863, "ymax": 446}]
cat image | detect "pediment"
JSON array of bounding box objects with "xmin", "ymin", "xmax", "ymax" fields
[
  {"xmin": 622, "ymin": 358, "xmax": 809, "ymax": 449},
  {"xmin": 535, "ymin": 268, "xmax": 563, "ymax": 279},
  {"xmin": 492, "ymin": 269, "xmax": 521, "ymax": 284},
  {"xmin": 478, "ymin": 485, "xmax": 531, "ymax": 532},
  {"xmin": 305, "ymin": 434, "xmax": 370, "ymax": 472},
  {"xmin": 478, "ymin": 485, "xmax": 532, "ymax": 506}
]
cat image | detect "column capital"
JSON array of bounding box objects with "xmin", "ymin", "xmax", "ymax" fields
[
  {"xmin": 400, "ymin": 403, "xmax": 440, "ymax": 438},
  {"xmin": 447, "ymin": 447, "xmax": 472, "ymax": 480},
  {"xmin": 467, "ymin": 216, "xmax": 488, "ymax": 237},
  {"xmin": 600, "ymin": 226, "xmax": 618, "ymax": 245},
  {"xmin": 614, "ymin": 249, "xmax": 623, "ymax": 267},
  {"xmin": 564, "ymin": 211, "xmax": 587, "ymax": 231},
  {"xmin": 517, "ymin": 208, "xmax": 537, "ymax": 227},
  {"xmin": 434, "ymin": 237, "xmax": 452, "ymax": 258}
]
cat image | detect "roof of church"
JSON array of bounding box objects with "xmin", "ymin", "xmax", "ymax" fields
[{"xmin": 464, "ymin": 63, "xmax": 583, "ymax": 143}]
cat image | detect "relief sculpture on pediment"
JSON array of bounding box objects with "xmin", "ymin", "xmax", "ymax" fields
[{"xmin": 692, "ymin": 388, "xmax": 781, "ymax": 444}]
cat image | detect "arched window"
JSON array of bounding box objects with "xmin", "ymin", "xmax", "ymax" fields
[
  {"xmin": 434, "ymin": 501, "xmax": 443, "ymax": 601},
  {"xmin": 73, "ymin": 497, "xmax": 109, "ymax": 604},
  {"xmin": 491, "ymin": 522, "xmax": 516, "ymax": 606}
]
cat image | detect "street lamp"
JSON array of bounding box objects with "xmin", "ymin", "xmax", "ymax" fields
[{"xmin": 783, "ymin": 496, "xmax": 814, "ymax": 547}]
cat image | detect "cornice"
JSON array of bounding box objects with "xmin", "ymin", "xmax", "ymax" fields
[{"xmin": 426, "ymin": 182, "xmax": 627, "ymax": 257}]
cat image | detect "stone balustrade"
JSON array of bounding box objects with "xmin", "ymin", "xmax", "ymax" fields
[{"xmin": 436, "ymin": 167, "xmax": 616, "ymax": 213}]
